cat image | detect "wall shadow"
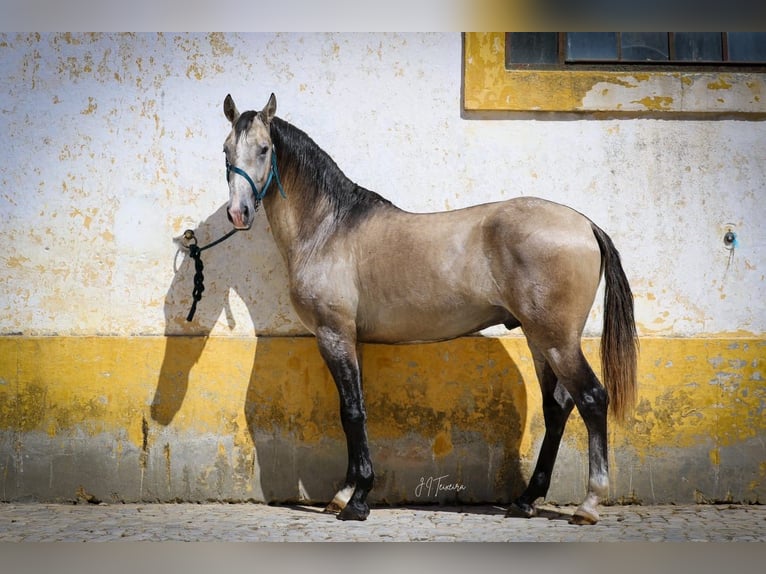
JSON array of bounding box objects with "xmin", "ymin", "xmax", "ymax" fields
[
  {"xmin": 151, "ymin": 205, "xmax": 530, "ymax": 506},
  {"xmin": 243, "ymin": 337, "xmax": 346, "ymax": 505},
  {"xmin": 243, "ymin": 337, "xmax": 529, "ymax": 508},
  {"xmin": 358, "ymin": 339, "xmax": 528, "ymax": 507},
  {"xmin": 151, "ymin": 203, "xmax": 289, "ymax": 426},
  {"xmin": 152, "ymin": 204, "xmax": 233, "ymax": 425}
]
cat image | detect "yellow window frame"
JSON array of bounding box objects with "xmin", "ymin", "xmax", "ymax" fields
[{"xmin": 463, "ymin": 32, "xmax": 766, "ymax": 117}]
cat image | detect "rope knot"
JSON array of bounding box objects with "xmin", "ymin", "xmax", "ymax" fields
[
  {"xmin": 185, "ymin": 243, "xmax": 205, "ymax": 322},
  {"xmin": 182, "ymin": 227, "xmax": 239, "ymax": 322}
]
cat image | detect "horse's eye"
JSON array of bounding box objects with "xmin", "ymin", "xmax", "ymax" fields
[{"xmin": 259, "ymin": 145, "xmax": 269, "ymax": 156}]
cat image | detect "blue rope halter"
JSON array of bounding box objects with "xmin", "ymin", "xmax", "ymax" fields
[{"xmin": 226, "ymin": 146, "xmax": 286, "ymax": 200}]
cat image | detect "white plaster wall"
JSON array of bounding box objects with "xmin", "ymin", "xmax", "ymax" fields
[{"xmin": 1, "ymin": 33, "xmax": 764, "ymax": 337}]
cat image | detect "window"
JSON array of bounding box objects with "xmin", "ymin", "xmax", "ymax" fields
[
  {"xmin": 463, "ymin": 33, "xmax": 766, "ymax": 115},
  {"xmin": 506, "ymin": 33, "xmax": 766, "ymax": 68}
]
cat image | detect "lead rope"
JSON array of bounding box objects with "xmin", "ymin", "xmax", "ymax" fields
[{"xmin": 182, "ymin": 228, "xmax": 240, "ymax": 321}]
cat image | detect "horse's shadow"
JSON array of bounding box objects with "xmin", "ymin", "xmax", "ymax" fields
[
  {"xmin": 151, "ymin": 205, "xmax": 529, "ymax": 507},
  {"xmin": 151, "ymin": 202, "xmax": 297, "ymax": 424}
]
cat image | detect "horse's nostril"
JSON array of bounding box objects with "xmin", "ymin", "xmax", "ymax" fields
[{"xmin": 242, "ymin": 205, "xmax": 249, "ymax": 220}]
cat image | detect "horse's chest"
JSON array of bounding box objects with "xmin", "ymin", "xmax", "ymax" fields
[{"xmin": 286, "ymin": 261, "xmax": 358, "ymax": 331}]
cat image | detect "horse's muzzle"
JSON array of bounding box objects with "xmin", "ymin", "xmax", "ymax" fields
[
  {"xmin": 227, "ymin": 203, "xmax": 253, "ymax": 230},
  {"xmin": 226, "ymin": 206, "xmax": 251, "ymax": 229}
]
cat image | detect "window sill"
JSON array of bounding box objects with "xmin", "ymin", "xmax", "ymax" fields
[{"xmin": 463, "ymin": 33, "xmax": 766, "ymax": 117}]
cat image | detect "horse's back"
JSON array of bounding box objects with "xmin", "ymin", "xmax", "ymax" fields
[
  {"xmin": 345, "ymin": 196, "xmax": 602, "ymax": 344},
  {"xmin": 486, "ymin": 196, "xmax": 595, "ymax": 239}
]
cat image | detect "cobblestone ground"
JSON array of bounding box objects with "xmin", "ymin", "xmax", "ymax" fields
[{"xmin": 1, "ymin": 502, "xmax": 764, "ymax": 542}]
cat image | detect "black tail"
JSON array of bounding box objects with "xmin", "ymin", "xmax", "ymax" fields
[{"xmin": 591, "ymin": 223, "xmax": 639, "ymax": 421}]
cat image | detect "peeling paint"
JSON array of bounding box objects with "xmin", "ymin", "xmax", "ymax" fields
[
  {"xmin": 708, "ymin": 77, "xmax": 733, "ymax": 90},
  {"xmin": 633, "ymin": 96, "xmax": 674, "ymax": 111},
  {"xmin": 1, "ymin": 32, "xmax": 764, "ymax": 338}
]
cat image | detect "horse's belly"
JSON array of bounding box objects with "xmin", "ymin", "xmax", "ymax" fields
[{"xmin": 356, "ymin": 304, "xmax": 513, "ymax": 344}]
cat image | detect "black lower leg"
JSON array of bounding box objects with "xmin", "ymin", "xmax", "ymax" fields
[
  {"xmin": 317, "ymin": 329, "xmax": 374, "ymax": 521},
  {"xmin": 567, "ymin": 374, "xmax": 609, "ymax": 525},
  {"xmin": 510, "ymin": 377, "xmax": 574, "ymax": 517},
  {"xmin": 337, "ymin": 416, "xmax": 374, "ymax": 521}
]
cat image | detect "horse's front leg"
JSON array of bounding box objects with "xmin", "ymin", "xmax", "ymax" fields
[{"xmin": 316, "ymin": 326, "xmax": 374, "ymax": 521}]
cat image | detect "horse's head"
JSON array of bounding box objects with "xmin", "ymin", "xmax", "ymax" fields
[{"xmin": 223, "ymin": 93, "xmax": 277, "ymax": 230}]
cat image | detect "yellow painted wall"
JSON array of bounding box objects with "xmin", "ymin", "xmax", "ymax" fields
[{"xmin": 1, "ymin": 335, "xmax": 763, "ymax": 504}]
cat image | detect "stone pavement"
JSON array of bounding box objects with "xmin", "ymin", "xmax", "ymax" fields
[{"xmin": 0, "ymin": 502, "xmax": 764, "ymax": 542}]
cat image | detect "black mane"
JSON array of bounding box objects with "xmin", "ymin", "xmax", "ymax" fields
[{"xmin": 269, "ymin": 116, "xmax": 395, "ymax": 223}]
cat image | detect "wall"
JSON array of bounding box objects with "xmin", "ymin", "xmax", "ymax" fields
[{"xmin": 1, "ymin": 33, "xmax": 764, "ymax": 506}]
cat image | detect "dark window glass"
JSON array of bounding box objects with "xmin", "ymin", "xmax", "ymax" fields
[
  {"xmin": 621, "ymin": 32, "xmax": 669, "ymax": 61},
  {"xmin": 566, "ymin": 33, "xmax": 618, "ymax": 61},
  {"xmin": 674, "ymin": 33, "xmax": 723, "ymax": 61},
  {"xmin": 507, "ymin": 33, "xmax": 558, "ymax": 64},
  {"xmin": 505, "ymin": 32, "xmax": 766, "ymax": 68},
  {"xmin": 728, "ymin": 33, "xmax": 766, "ymax": 62}
]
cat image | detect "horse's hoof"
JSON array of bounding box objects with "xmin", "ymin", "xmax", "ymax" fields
[
  {"xmin": 336, "ymin": 502, "xmax": 370, "ymax": 521},
  {"xmin": 569, "ymin": 508, "xmax": 599, "ymax": 525},
  {"xmin": 323, "ymin": 501, "xmax": 343, "ymax": 515},
  {"xmin": 506, "ymin": 501, "xmax": 537, "ymax": 519}
]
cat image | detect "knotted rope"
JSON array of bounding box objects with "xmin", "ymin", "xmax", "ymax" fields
[{"xmin": 182, "ymin": 228, "xmax": 239, "ymax": 321}]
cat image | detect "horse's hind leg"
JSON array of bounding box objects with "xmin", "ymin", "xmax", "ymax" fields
[
  {"xmin": 508, "ymin": 346, "xmax": 575, "ymax": 518},
  {"xmin": 547, "ymin": 345, "xmax": 610, "ymax": 525},
  {"xmin": 315, "ymin": 326, "xmax": 374, "ymax": 521}
]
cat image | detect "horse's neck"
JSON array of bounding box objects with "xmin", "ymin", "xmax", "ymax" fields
[
  {"xmin": 264, "ymin": 119, "xmax": 386, "ymax": 266},
  {"xmin": 261, "ymin": 172, "xmax": 335, "ymax": 267}
]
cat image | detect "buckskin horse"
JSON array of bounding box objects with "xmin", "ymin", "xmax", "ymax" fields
[{"xmin": 220, "ymin": 93, "xmax": 638, "ymax": 525}]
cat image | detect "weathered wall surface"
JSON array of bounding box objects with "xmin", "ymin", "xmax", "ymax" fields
[{"xmin": 1, "ymin": 33, "xmax": 764, "ymax": 506}]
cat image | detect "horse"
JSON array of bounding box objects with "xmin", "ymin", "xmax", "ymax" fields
[{"xmin": 221, "ymin": 93, "xmax": 638, "ymax": 525}]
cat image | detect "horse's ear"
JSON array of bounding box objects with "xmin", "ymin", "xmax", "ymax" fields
[
  {"xmin": 224, "ymin": 94, "xmax": 239, "ymax": 124},
  {"xmin": 262, "ymin": 93, "xmax": 277, "ymax": 123}
]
